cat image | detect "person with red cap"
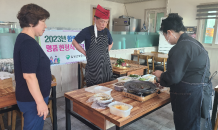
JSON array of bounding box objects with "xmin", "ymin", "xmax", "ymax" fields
[{"xmin": 72, "ymin": 4, "xmax": 114, "ymax": 87}]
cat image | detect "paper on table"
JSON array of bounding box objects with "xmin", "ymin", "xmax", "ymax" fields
[{"xmin": 0, "ymin": 72, "xmax": 14, "ymax": 80}]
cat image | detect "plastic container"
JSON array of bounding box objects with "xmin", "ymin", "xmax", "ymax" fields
[
  {"xmin": 114, "ymin": 85, "xmax": 124, "ymax": 92},
  {"xmin": 94, "ymin": 86, "xmax": 113, "ymax": 95},
  {"xmin": 128, "ymin": 74, "xmax": 141, "ymax": 80},
  {"xmin": 117, "ymin": 76, "xmax": 132, "ymax": 82},
  {"xmin": 108, "ymin": 101, "xmax": 133, "ymax": 117},
  {"xmin": 113, "ymin": 82, "xmax": 125, "ymax": 92},
  {"xmin": 139, "ymin": 74, "xmax": 156, "ymax": 83},
  {"xmin": 97, "ymin": 97, "xmax": 113, "ymax": 104}
]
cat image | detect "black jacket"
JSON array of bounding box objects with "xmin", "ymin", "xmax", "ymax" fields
[{"xmin": 160, "ymin": 33, "xmax": 210, "ymax": 87}]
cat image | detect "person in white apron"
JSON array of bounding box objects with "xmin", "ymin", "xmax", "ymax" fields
[{"xmin": 72, "ymin": 4, "xmax": 113, "ymax": 87}]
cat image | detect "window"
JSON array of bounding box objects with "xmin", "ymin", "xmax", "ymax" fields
[
  {"xmin": 197, "ymin": 4, "xmax": 218, "ymax": 46},
  {"xmin": 145, "ymin": 8, "xmax": 166, "ymax": 33}
]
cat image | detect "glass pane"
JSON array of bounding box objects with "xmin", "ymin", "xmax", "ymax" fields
[
  {"xmin": 110, "ymin": 32, "xmax": 159, "ymax": 50},
  {"xmin": 203, "ymin": 11, "xmax": 216, "ymax": 44},
  {"xmin": 0, "ymin": 28, "xmax": 33, "ymax": 59},
  {"xmin": 156, "ymin": 12, "xmax": 165, "ymax": 33},
  {"xmin": 0, "ymin": 29, "xmax": 18, "ymax": 59},
  {"xmin": 149, "ymin": 12, "xmax": 156, "ymax": 33},
  {"xmin": 215, "ymin": 21, "xmax": 218, "ymax": 44}
]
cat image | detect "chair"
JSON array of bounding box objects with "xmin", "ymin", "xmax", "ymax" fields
[
  {"xmin": 151, "ymin": 51, "xmax": 165, "ymax": 54},
  {"xmin": 12, "ymin": 75, "xmax": 56, "ymax": 130},
  {"xmin": 152, "ymin": 56, "xmax": 167, "ymax": 72},
  {"xmin": 0, "ymin": 109, "xmax": 4, "ymax": 130},
  {"xmin": 80, "ymin": 62, "xmax": 86, "ymax": 89},
  {"xmin": 0, "ymin": 78, "xmax": 13, "ymax": 130},
  {"xmin": 0, "ymin": 107, "xmax": 12, "ymax": 130},
  {"xmin": 137, "ymin": 55, "xmax": 152, "ymax": 74}
]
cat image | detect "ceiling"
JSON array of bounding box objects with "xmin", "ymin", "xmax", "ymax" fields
[{"xmin": 104, "ymin": 0, "xmax": 153, "ymax": 4}]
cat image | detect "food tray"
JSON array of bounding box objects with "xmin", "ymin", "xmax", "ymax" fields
[
  {"xmin": 124, "ymin": 80, "xmax": 157, "ymax": 94},
  {"xmin": 122, "ymin": 90, "xmax": 159, "ymax": 102}
]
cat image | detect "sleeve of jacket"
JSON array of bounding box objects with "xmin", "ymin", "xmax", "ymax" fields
[{"xmin": 160, "ymin": 43, "xmax": 192, "ymax": 87}]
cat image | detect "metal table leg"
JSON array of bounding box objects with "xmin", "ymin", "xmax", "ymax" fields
[
  {"xmin": 144, "ymin": 69, "xmax": 147, "ymax": 75},
  {"xmin": 116, "ymin": 125, "xmax": 124, "ymax": 130},
  {"xmin": 78, "ymin": 63, "xmax": 81, "ymax": 89},
  {"xmin": 131, "ymin": 55, "xmax": 134, "ymax": 61},
  {"xmin": 65, "ymin": 98, "xmax": 71, "ymax": 130},
  {"xmin": 52, "ymin": 86, "xmax": 57, "ymax": 130}
]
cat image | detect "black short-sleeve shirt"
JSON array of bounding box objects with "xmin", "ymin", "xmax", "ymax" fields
[{"xmin": 13, "ymin": 33, "xmax": 51, "ymax": 102}]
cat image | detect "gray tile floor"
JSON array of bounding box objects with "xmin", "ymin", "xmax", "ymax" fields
[{"xmin": 1, "ymin": 79, "xmax": 218, "ymax": 130}]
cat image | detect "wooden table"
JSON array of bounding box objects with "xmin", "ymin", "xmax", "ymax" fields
[
  {"xmin": 65, "ymin": 80, "xmax": 171, "ymax": 130},
  {"xmin": 80, "ymin": 61, "xmax": 147, "ymax": 76},
  {"xmin": 78, "ymin": 62, "xmax": 148, "ymax": 89},
  {"xmin": 131, "ymin": 52, "xmax": 168, "ymax": 61},
  {"xmin": 111, "ymin": 63, "xmax": 147, "ymax": 76},
  {"xmin": 0, "ymin": 87, "xmax": 16, "ymax": 109},
  {"xmin": 0, "ymin": 80, "xmax": 58, "ymax": 130},
  {"xmin": 0, "ymin": 86, "xmax": 18, "ymax": 130}
]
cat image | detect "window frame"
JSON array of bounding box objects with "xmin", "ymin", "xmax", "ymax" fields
[
  {"xmin": 144, "ymin": 8, "xmax": 166, "ymax": 33},
  {"xmin": 197, "ymin": 13, "xmax": 218, "ymax": 48}
]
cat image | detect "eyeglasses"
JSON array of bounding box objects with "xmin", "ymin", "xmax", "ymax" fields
[{"xmin": 99, "ymin": 20, "xmax": 109, "ymax": 24}]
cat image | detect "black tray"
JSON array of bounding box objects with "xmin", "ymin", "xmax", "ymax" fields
[{"xmin": 124, "ymin": 80, "xmax": 157, "ymax": 94}]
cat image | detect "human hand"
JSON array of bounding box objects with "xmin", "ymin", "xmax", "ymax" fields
[
  {"xmin": 152, "ymin": 70, "xmax": 163, "ymax": 78},
  {"xmin": 37, "ymin": 101, "xmax": 48, "ymax": 120}
]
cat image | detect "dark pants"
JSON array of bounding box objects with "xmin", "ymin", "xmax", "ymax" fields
[
  {"xmin": 17, "ymin": 96, "xmax": 49, "ymax": 130},
  {"xmin": 170, "ymin": 82, "xmax": 202, "ymax": 130}
]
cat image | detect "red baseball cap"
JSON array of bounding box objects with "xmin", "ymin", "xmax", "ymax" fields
[{"xmin": 95, "ymin": 4, "xmax": 110, "ymax": 19}]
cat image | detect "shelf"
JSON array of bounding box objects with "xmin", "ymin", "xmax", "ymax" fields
[{"xmin": 0, "ymin": 22, "xmax": 16, "ymax": 25}]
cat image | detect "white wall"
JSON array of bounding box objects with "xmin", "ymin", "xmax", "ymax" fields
[
  {"xmin": 0, "ymin": 0, "xmax": 125, "ymax": 31},
  {"xmin": 168, "ymin": 0, "xmax": 218, "ymax": 26},
  {"xmin": 124, "ymin": 0, "xmax": 167, "ymax": 27}
]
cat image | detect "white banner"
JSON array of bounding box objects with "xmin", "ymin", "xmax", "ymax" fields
[{"xmin": 40, "ymin": 31, "xmax": 86, "ymax": 65}]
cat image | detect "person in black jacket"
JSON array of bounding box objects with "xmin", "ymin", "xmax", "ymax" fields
[{"xmin": 153, "ymin": 13, "xmax": 212, "ymax": 130}]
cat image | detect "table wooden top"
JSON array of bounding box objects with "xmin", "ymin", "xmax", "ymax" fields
[
  {"xmin": 112, "ymin": 63, "xmax": 147, "ymax": 75},
  {"xmin": 0, "ymin": 81, "xmax": 57, "ymax": 109},
  {"xmin": 132, "ymin": 53, "xmax": 168, "ymax": 59},
  {"xmin": 0, "ymin": 87, "xmax": 16, "ymax": 108},
  {"xmin": 80, "ymin": 62, "xmax": 148, "ymax": 75},
  {"xmin": 65, "ymin": 80, "xmax": 171, "ymax": 127}
]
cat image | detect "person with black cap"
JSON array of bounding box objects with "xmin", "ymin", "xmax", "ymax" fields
[
  {"xmin": 72, "ymin": 4, "xmax": 113, "ymax": 87},
  {"xmin": 153, "ymin": 13, "xmax": 214, "ymax": 130}
]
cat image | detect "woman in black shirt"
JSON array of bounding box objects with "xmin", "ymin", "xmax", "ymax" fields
[
  {"xmin": 153, "ymin": 14, "xmax": 212, "ymax": 130},
  {"xmin": 14, "ymin": 4, "xmax": 51, "ymax": 130}
]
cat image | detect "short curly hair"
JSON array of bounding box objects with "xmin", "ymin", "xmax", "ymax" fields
[
  {"xmin": 160, "ymin": 13, "xmax": 186, "ymax": 34},
  {"xmin": 17, "ymin": 3, "xmax": 50, "ymax": 28}
]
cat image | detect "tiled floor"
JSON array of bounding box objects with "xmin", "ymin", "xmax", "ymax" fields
[{"xmin": 1, "ymin": 79, "xmax": 218, "ymax": 130}]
